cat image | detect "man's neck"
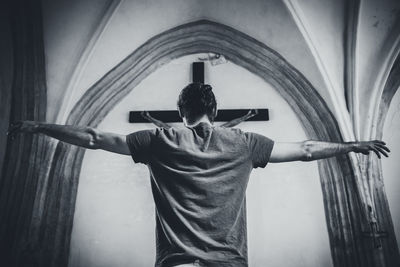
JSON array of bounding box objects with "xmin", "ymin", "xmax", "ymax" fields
[{"xmin": 184, "ymin": 115, "xmax": 212, "ymax": 127}]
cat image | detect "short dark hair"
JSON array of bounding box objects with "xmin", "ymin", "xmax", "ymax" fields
[{"xmin": 177, "ymin": 83, "xmax": 217, "ymax": 122}]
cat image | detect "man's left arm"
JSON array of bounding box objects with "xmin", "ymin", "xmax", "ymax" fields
[
  {"xmin": 7, "ymin": 120, "xmax": 131, "ymax": 155},
  {"xmin": 269, "ymin": 140, "xmax": 390, "ymax": 163}
]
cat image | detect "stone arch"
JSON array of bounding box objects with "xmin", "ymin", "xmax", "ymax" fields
[{"xmin": 40, "ymin": 20, "xmax": 365, "ymax": 267}]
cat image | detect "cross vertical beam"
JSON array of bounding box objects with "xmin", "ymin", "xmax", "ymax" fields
[{"xmin": 192, "ymin": 62, "xmax": 204, "ymax": 83}]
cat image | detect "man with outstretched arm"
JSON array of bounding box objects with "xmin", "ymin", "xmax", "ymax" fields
[{"xmin": 8, "ymin": 83, "xmax": 390, "ymax": 267}]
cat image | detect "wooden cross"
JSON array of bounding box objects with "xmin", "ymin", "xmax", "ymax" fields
[
  {"xmin": 362, "ymin": 222, "xmax": 388, "ymax": 249},
  {"xmin": 129, "ymin": 62, "xmax": 269, "ymax": 123}
]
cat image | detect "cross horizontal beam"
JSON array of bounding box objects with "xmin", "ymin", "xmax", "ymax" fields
[{"xmin": 129, "ymin": 109, "xmax": 269, "ymax": 123}]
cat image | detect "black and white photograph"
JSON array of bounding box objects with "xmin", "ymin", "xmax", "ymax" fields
[{"xmin": 0, "ymin": 0, "xmax": 399, "ymax": 267}]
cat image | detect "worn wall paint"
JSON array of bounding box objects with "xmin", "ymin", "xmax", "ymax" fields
[
  {"xmin": 382, "ymin": 88, "xmax": 400, "ymax": 251},
  {"xmin": 69, "ymin": 55, "xmax": 333, "ymax": 267}
]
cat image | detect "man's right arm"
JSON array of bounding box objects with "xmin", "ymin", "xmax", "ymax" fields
[
  {"xmin": 8, "ymin": 121, "xmax": 131, "ymax": 155},
  {"xmin": 269, "ymin": 140, "xmax": 389, "ymax": 163}
]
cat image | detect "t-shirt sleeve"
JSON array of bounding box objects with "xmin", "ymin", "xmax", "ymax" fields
[
  {"xmin": 126, "ymin": 129, "xmax": 156, "ymax": 164},
  {"xmin": 244, "ymin": 132, "xmax": 275, "ymax": 168}
]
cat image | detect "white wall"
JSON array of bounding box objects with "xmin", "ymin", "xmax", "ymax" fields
[
  {"xmin": 69, "ymin": 54, "xmax": 333, "ymax": 267},
  {"xmin": 41, "ymin": 0, "xmax": 110, "ymax": 122},
  {"xmin": 382, "ymin": 88, "xmax": 400, "ymax": 250},
  {"xmin": 356, "ymin": 0, "xmax": 400, "ymax": 137},
  {"xmin": 293, "ymin": 0, "xmax": 346, "ymax": 102}
]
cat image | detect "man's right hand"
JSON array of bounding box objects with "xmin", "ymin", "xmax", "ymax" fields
[
  {"xmin": 352, "ymin": 140, "xmax": 390, "ymax": 159},
  {"xmin": 7, "ymin": 121, "xmax": 39, "ymax": 139},
  {"xmin": 270, "ymin": 140, "xmax": 390, "ymax": 163}
]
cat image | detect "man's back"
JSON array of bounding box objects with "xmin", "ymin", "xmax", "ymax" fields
[{"xmin": 126, "ymin": 122, "xmax": 274, "ymax": 267}]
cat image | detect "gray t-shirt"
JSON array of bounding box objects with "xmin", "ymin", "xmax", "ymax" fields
[{"xmin": 126, "ymin": 122, "xmax": 274, "ymax": 267}]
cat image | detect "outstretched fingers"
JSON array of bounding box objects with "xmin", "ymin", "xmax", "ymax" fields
[
  {"xmin": 367, "ymin": 140, "xmax": 390, "ymax": 158},
  {"xmin": 370, "ymin": 146, "xmax": 381, "ymax": 158},
  {"xmin": 373, "ymin": 140, "xmax": 390, "ymax": 153},
  {"xmin": 374, "ymin": 145, "xmax": 389, "ymax": 157},
  {"xmin": 375, "ymin": 143, "xmax": 390, "ymax": 153}
]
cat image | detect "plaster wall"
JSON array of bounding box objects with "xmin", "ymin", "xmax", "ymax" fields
[
  {"xmin": 356, "ymin": 0, "xmax": 400, "ymax": 137},
  {"xmin": 357, "ymin": 0, "xmax": 398, "ymax": 87},
  {"xmin": 68, "ymin": 55, "xmax": 333, "ymax": 267},
  {"xmin": 41, "ymin": 0, "xmax": 111, "ymax": 122},
  {"xmin": 294, "ymin": 0, "xmax": 346, "ymax": 104},
  {"xmin": 382, "ymin": 88, "xmax": 400, "ymax": 250}
]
